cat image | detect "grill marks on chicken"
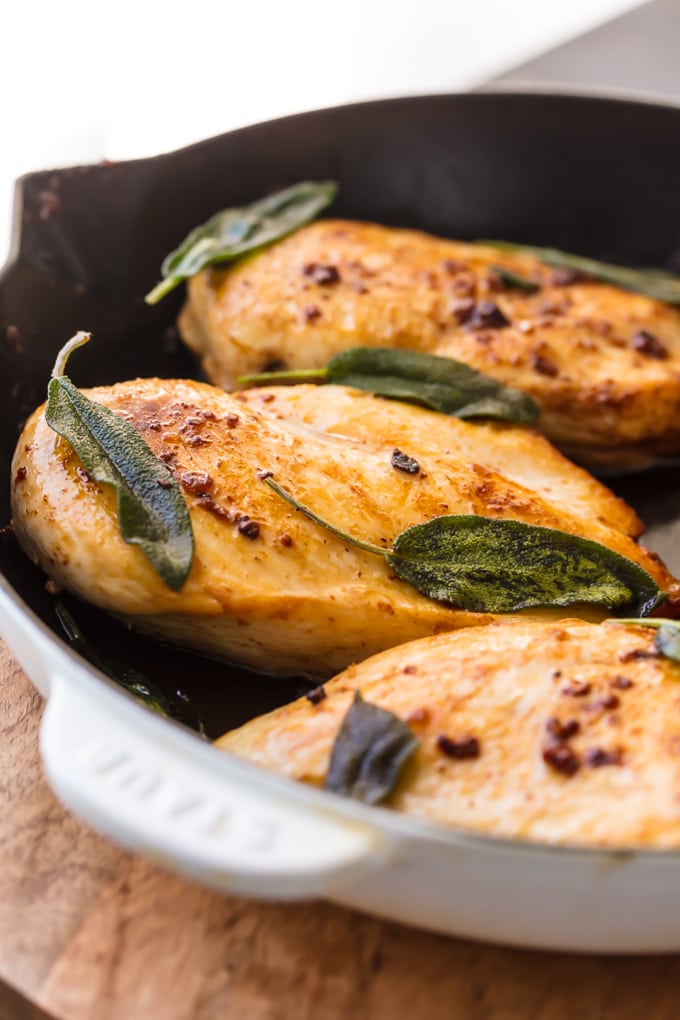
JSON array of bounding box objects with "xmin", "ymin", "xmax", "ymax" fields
[
  {"xmin": 179, "ymin": 219, "xmax": 680, "ymax": 469},
  {"xmin": 11, "ymin": 380, "xmax": 679, "ymax": 677},
  {"xmin": 217, "ymin": 619, "xmax": 680, "ymax": 848}
]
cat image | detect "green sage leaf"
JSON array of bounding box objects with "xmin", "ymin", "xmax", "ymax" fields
[
  {"xmin": 145, "ymin": 180, "xmax": 338, "ymax": 304},
  {"xmin": 262, "ymin": 476, "xmax": 662, "ymax": 616},
  {"xmin": 45, "ymin": 333, "xmax": 194, "ymax": 591},
  {"xmin": 388, "ymin": 517, "xmax": 663, "ymax": 616},
  {"xmin": 241, "ymin": 347, "xmax": 539, "ymax": 424},
  {"xmin": 480, "ymin": 240, "xmax": 680, "ymax": 305},
  {"xmin": 489, "ymin": 266, "xmax": 540, "ymax": 292},
  {"xmin": 324, "ymin": 691, "xmax": 419, "ymax": 805}
]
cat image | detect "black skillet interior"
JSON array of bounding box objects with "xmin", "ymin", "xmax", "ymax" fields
[{"xmin": 2, "ymin": 91, "xmax": 680, "ymax": 737}]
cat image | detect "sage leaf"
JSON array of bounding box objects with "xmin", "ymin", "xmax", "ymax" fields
[
  {"xmin": 145, "ymin": 180, "xmax": 338, "ymax": 304},
  {"xmin": 480, "ymin": 240, "xmax": 680, "ymax": 305},
  {"xmin": 387, "ymin": 517, "xmax": 663, "ymax": 617},
  {"xmin": 45, "ymin": 333, "xmax": 194, "ymax": 591},
  {"xmin": 489, "ymin": 266, "xmax": 540, "ymax": 293},
  {"xmin": 262, "ymin": 476, "xmax": 663, "ymax": 617},
  {"xmin": 324, "ymin": 692, "xmax": 419, "ymax": 804},
  {"xmin": 240, "ymin": 347, "xmax": 539, "ymax": 425}
]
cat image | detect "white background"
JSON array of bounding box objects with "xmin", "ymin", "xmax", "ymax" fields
[{"xmin": 1, "ymin": 0, "xmax": 645, "ymax": 259}]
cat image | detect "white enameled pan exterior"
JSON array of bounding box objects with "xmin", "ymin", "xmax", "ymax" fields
[{"xmin": 3, "ymin": 578, "xmax": 680, "ymax": 954}]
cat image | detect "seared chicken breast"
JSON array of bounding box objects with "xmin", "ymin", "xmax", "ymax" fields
[
  {"xmin": 11, "ymin": 380, "xmax": 678, "ymax": 676},
  {"xmin": 179, "ymin": 220, "xmax": 680, "ymax": 470},
  {"xmin": 218, "ymin": 619, "xmax": 680, "ymax": 848}
]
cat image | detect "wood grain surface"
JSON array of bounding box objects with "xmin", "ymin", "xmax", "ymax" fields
[{"xmin": 2, "ymin": 637, "xmax": 680, "ymax": 1020}]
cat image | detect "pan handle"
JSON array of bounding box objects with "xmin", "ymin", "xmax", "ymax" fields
[{"xmin": 40, "ymin": 671, "xmax": 383, "ymax": 898}]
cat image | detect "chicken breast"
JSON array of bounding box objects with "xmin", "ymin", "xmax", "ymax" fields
[
  {"xmin": 218, "ymin": 619, "xmax": 680, "ymax": 848},
  {"xmin": 179, "ymin": 219, "xmax": 680, "ymax": 470},
  {"xmin": 11, "ymin": 380, "xmax": 678, "ymax": 677}
]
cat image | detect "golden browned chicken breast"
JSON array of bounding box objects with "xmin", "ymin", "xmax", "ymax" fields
[
  {"xmin": 217, "ymin": 619, "xmax": 680, "ymax": 848},
  {"xmin": 179, "ymin": 220, "xmax": 680, "ymax": 470},
  {"xmin": 11, "ymin": 380, "xmax": 678, "ymax": 677}
]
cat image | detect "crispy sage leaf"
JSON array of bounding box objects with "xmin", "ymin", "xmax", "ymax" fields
[
  {"xmin": 145, "ymin": 180, "xmax": 338, "ymax": 304},
  {"xmin": 45, "ymin": 333, "xmax": 194, "ymax": 591},
  {"xmin": 387, "ymin": 517, "xmax": 663, "ymax": 617},
  {"xmin": 324, "ymin": 692, "xmax": 419, "ymax": 804},
  {"xmin": 489, "ymin": 266, "xmax": 540, "ymax": 293},
  {"xmin": 480, "ymin": 240, "xmax": 680, "ymax": 305},
  {"xmin": 240, "ymin": 347, "xmax": 540, "ymax": 424},
  {"xmin": 262, "ymin": 476, "xmax": 663, "ymax": 617}
]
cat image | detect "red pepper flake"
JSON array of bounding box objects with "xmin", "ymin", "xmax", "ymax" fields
[
  {"xmin": 302, "ymin": 263, "xmax": 341, "ymax": 285},
  {"xmin": 406, "ymin": 707, "xmax": 429, "ymax": 724},
  {"xmin": 599, "ymin": 693, "xmax": 620, "ymax": 711},
  {"xmin": 305, "ymin": 685, "xmax": 327, "ymax": 705},
  {"xmin": 546, "ymin": 717, "xmax": 580, "ymax": 741},
  {"xmin": 5, "ymin": 325, "xmax": 22, "ymax": 354},
  {"xmin": 561, "ymin": 680, "xmax": 591, "ymax": 698},
  {"xmin": 611, "ymin": 675, "xmax": 634, "ymax": 690},
  {"xmin": 225, "ymin": 413, "xmax": 240, "ymax": 428},
  {"xmin": 436, "ymin": 734, "xmax": 480, "ymax": 759},
  {"xmin": 260, "ymin": 394, "xmax": 275, "ymax": 403},
  {"xmin": 279, "ymin": 533, "xmax": 294, "ymax": 547},
  {"xmin": 619, "ymin": 648, "xmax": 658, "ymax": 662},
  {"xmin": 302, "ymin": 304, "xmax": 322, "ymax": 322},
  {"xmin": 542, "ymin": 743, "xmax": 580, "ymax": 776},
  {"xmin": 451, "ymin": 297, "xmax": 476, "ymax": 324},
  {"xmin": 237, "ymin": 518, "xmax": 260, "ymax": 539},
  {"xmin": 441, "ymin": 259, "xmax": 467, "ymax": 274},
  {"xmin": 391, "ymin": 449, "xmax": 420, "ymax": 475},
  {"xmin": 351, "ymin": 281, "xmax": 369, "ymax": 295},
  {"xmin": 403, "ymin": 665, "xmax": 417, "ymax": 675},
  {"xmin": 198, "ymin": 497, "xmax": 232, "ymax": 523},
  {"xmin": 157, "ymin": 478, "xmax": 172, "ymax": 489},
  {"xmin": 14, "ymin": 466, "xmax": 27, "ymax": 484},
  {"xmin": 180, "ymin": 470, "xmax": 213, "ymax": 494},
  {"xmin": 467, "ymin": 301, "xmax": 510, "ymax": 330},
  {"xmin": 187, "ymin": 436, "xmax": 210, "ymax": 447},
  {"xmin": 584, "ymin": 747, "xmax": 623, "ymax": 768},
  {"xmin": 531, "ymin": 352, "xmax": 559, "ymax": 377},
  {"xmin": 631, "ymin": 330, "xmax": 668, "ymax": 360}
]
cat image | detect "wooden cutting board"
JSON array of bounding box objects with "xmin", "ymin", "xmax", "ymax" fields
[{"xmin": 2, "ymin": 638, "xmax": 680, "ymax": 1020}]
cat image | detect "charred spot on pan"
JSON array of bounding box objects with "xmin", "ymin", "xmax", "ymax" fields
[
  {"xmin": 631, "ymin": 330, "xmax": 669, "ymax": 360},
  {"xmin": 436, "ymin": 734, "xmax": 480, "ymax": 759},
  {"xmin": 302, "ymin": 263, "xmax": 341, "ymax": 286},
  {"xmin": 391, "ymin": 449, "xmax": 420, "ymax": 475}
]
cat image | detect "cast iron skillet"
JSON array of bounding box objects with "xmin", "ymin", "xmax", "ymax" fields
[{"xmin": 2, "ymin": 90, "xmax": 680, "ymax": 737}]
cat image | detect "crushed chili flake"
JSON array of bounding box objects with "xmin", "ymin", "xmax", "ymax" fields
[
  {"xmin": 584, "ymin": 747, "xmax": 623, "ymax": 768},
  {"xmin": 391, "ymin": 449, "xmax": 420, "ymax": 475},
  {"xmin": 279, "ymin": 533, "xmax": 294, "ymax": 547},
  {"xmin": 611, "ymin": 675, "xmax": 634, "ymax": 690},
  {"xmin": 14, "ymin": 466, "xmax": 27, "ymax": 484},
  {"xmin": 156, "ymin": 478, "xmax": 172, "ymax": 489},
  {"xmin": 451, "ymin": 298, "xmax": 476, "ymax": 324},
  {"xmin": 225, "ymin": 413, "xmax": 240, "ymax": 428},
  {"xmin": 542, "ymin": 743, "xmax": 580, "ymax": 776},
  {"xmin": 599, "ymin": 693, "xmax": 620, "ymax": 711},
  {"xmin": 237, "ymin": 518, "xmax": 260, "ymax": 539},
  {"xmin": 436, "ymin": 734, "xmax": 480, "ymax": 759},
  {"xmin": 403, "ymin": 665, "xmax": 417, "ymax": 675},
  {"xmin": 631, "ymin": 330, "xmax": 668, "ymax": 359},
  {"xmin": 302, "ymin": 263, "xmax": 341, "ymax": 286},
  {"xmin": 406, "ymin": 707, "xmax": 429, "ymax": 724},
  {"xmin": 561, "ymin": 680, "xmax": 591, "ymax": 698},
  {"xmin": 180, "ymin": 470, "xmax": 213, "ymax": 494},
  {"xmin": 551, "ymin": 267, "xmax": 589, "ymax": 287},
  {"xmin": 302, "ymin": 304, "xmax": 322, "ymax": 322},
  {"xmin": 546, "ymin": 717, "xmax": 580, "ymax": 741},
  {"xmin": 305, "ymin": 685, "xmax": 327, "ymax": 705},
  {"xmin": 531, "ymin": 352, "xmax": 559, "ymax": 377},
  {"xmin": 467, "ymin": 300, "xmax": 510, "ymax": 330}
]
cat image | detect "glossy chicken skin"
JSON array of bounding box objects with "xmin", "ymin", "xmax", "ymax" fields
[
  {"xmin": 11, "ymin": 381, "xmax": 679, "ymax": 677},
  {"xmin": 179, "ymin": 219, "xmax": 680, "ymax": 470},
  {"xmin": 218, "ymin": 619, "xmax": 680, "ymax": 848}
]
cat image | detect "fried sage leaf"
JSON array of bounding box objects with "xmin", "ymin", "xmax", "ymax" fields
[
  {"xmin": 480, "ymin": 240, "xmax": 680, "ymax": 305},
  {"xmin": 324, "ymin": 692, "xmax": 419, "ymax": 804},
  {"xmin": 239, "ymin": 347, "xmax": 539, "ymax": 424},
  {"xmin": 45, "ymin": 332, "xmax": 194, "ymax": 591},
  {"xmin": 613, "ymin": 618, "xmax": 680, "ymax": 663},
  {"xmin": 489, "ymin": 266, "xmax": 540, "ymax": 293},
  {"xmin": 145, "ymin": 180, "xmax": 338, "ymax": 304},
  {"xmin": 262, "ymin": 476, "xmax": 663, "ymax": 617}
]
